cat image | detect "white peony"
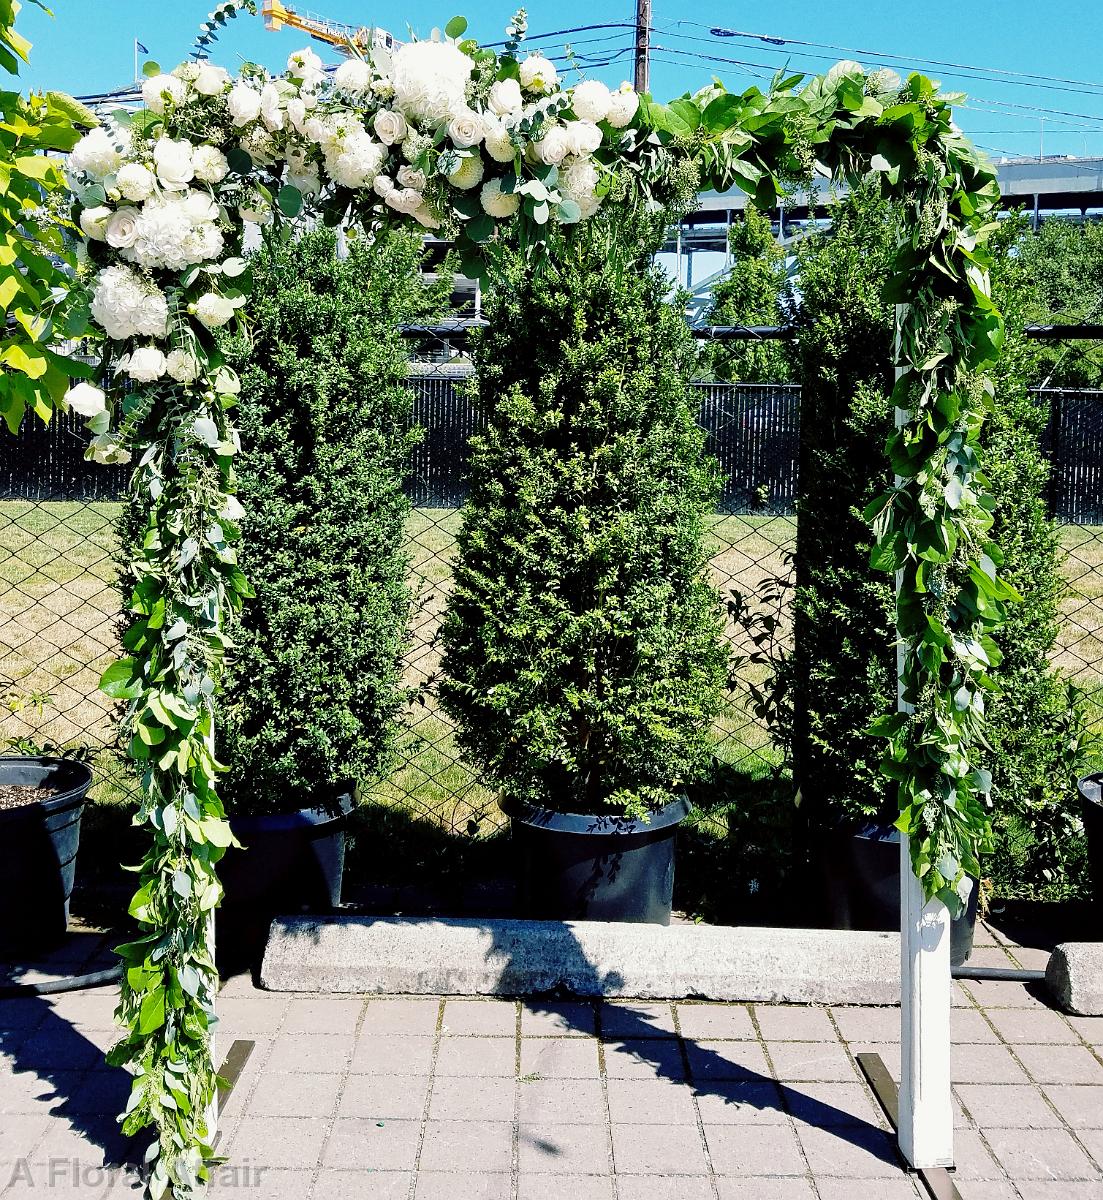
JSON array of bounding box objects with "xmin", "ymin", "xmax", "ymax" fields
[
  {"xmin": 448, "ymin": 109, "xmax": 484, "ymax": 148},
  {"xmin": 142, "ymin": 73, "xmax": 188, "ymax": 115},
  {"xmin": 533, "ymin": 126, "xmax": 571, "ymax": 166},
  {"xmin": 334, "ymin": 58, "xmax": 372, "ymax": 94},
  {"xmin": 286, "ymin": 98, "xmax": 308, "ymax": 132},
  {"xmin": 390, "ymin": 40, "xmax": 473, "ymax": 125},
  {"xmin": 227, "ymin": 83, "xmax": 262, "ymax": 126},
  {"xmin": 563, "ymin": 120, "xmax": 603, "ymax": 156},
  {"xmin": 64, "ymin": 382, "xmax": 106, "ymax": 418},
  {"xmin": 606, "ymin": 85, "xmax": 639, "ymax": 129},
  {"xmin": 488, "ymin": 78, "xmax": 523, "ymax": 116},
  {"xmin": 519, "ymin": 54, "xmax": 558, "ymax": 93},
  {"xmin": 372, "ymin": 108, "xmax": 408, "ymax": 146},
  {"xmin": 570, "ymin": 80, "xmax": 612, "ymax": 124},
  {"xmin": 482, "ymin": 118, "xmax": 517, "ymax": 163},
  {"xmin": 259, "ymin": 83, "xmax": 285, "ymax": 132},
  {"xmin": 121, "ymin": 346, "xmax": 168, "ymax": 382},
  {"xmin": 153, "ymin": 137, "xmax": 194, "ymax": 190},
  {"xmin": 79, "ymin": 205, "xmax": 112, "ymax": 240},
  {"xmin": 166, "ymin": 348, "xmax": 202, "ymax": 384},
  {"xmin": 447, "ymin": 152, "xmax": 485, "ymax": 191},
  {"xmin": 70, "ymin": 128, "xmax": 124, "ymax": 179},
  {"xmin": 194, "ymin": 62, "xmax": 231, "ymax": 96},
  {"xmin": 105, "ymin": 208, "xmax": 140, "ymax": 250},
  {"xmin": 397, "ymin": 165, "xmax": 427, "ymax": 190},
  {"xmin": 480, "ymin": 177, "xmax": 520, "ymax": 219},
  {"xmin": 192, "ymin": 145, "xmax": 229, "ymax": 184},
  {"xmin": 116, "ymin": 162, "xmax": 155, "ymax": 202},
  {"xmin": 192, "ymin": 294, "xmax": 236, "ymax": 329},
  {"xmin": 90, "ymin": 265, "xmax": 169, "ymax": 341},
  {"xmin": 287, "ymin": 47, "xmax": 325, "ymax": 84}
]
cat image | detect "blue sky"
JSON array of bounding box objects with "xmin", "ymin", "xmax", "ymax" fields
[{"xmin": 14, "ymin": 1, "xmax": 1103, "ymax": 161}]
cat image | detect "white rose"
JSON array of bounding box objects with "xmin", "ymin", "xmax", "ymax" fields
[
  {"xmin": 116, "ymin": 162, "xmax": 155, "ymax": 202},
  {"xmin": 286, "ymin": 98, "xmax": 308, "ymax": 132},
  {"xmin": 563, "ymin": 120, "xmax": 603, "ymax": 157},
  {"xmin": 488, "ymin": 78, "xmax": 523, "ymax": 116},
  {"xmin": 482, "ymin": 118, "xmax": 517, "ymax": 164},
  {"xmin": 519, "ymin": 54, "xmax": 558, "ymax": 93},
  {"xmin": 192, "ymin": 294, "xmax": 236, "ymax": 329},
  {"xmin": 533, "ymin": 126, "xmax": 571, "ymax": 166},
  {"xmin": 480, "ymin": 177, "xmax": 520, "ymax": 219},
  {"xmin": 64, "ymin": 382, "xmax": 106, "ymax": 418},
  {"xmin": 192, "ymin": 145, "xmax": 229, "ymax": 184},
  {"xmin": 260, "ymin": 83, "xmax": 285, "ymax": 132},
  {"xmin": 447, "ymin": 153, "xmax": 485, "ymax": 191},
  {"xmin": 79, "ymin": 205, "xmax": 112, "ymax": 240},
  {"xmin": 570, "ymin": 80, "xmax": 612, "ymax": 124},
  {"xmin": 372, "ymin": 174, "xmax": 395, "ymax": 199},
  {"xmin": 141, "ymin": 73, "xmax": 188, "ymax": 115},
  {"xmin": 123, "ymin": 346, "xmax": 168, "ymax": 382},
  {"xmin": 70, "ymin": 127, "xmax": 125, "ymax": 179},
  {"xmin": 166, "ymin": 348, "xmax": 202, "ymax": 384},
  {"xmin": 385, "ymin": 186, "xmax": 425, "ymax": 216},
  {"xmin": 195, "ymin": 63, "xmax": 230, "ymax": 96},
  {"xmin": 606, "ymin": 86, "xmax": 639, "ymax": 129},
  {"xmin": 105, "ymin": 207, "xmax": 140, "ymax": 249},
  {"xmin": 372, "ymin": 108, "xmax": 408, "ymax": 146},
  {"xmin": 448, "ymin": 110, "xmax": 484, "ymax": 148},
  {"xmin": 397, "ymin": 165, "xmax": 427, "ymax": 190},
  {"xmin": 227, "ymin": 83, "xmax": 262, "ymax": 127},
  {"xmin": 412, "ymin": 203, "xmax": 441, "ymax": 230},
  {"xmin": 334, "ymin": 59, "xmax": 372, "ymax": 94},
  {"xmin": 153, "ymin": 137, "xmax": 194, "ymax": 190}
]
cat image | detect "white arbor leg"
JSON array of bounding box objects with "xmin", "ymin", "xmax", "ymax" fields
[{"xmin": 898, "ymin": 836, "xmax": 954, "ymax": 1168}]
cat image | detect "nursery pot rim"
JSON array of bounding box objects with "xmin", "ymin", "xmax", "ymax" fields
[
  {"xmin": 1078, "ymin": 773, "xmax": 1103, "ymax": 806},
  {"xmin": 500, "ymin": 793, "xmax": 692, "ymax": 836},
  {"xmin": 0, "ymin": 754, "xmax": 93, "ymax": 821},
  {"xmin": 227, "ymin": 791, "xmax": 354, "ymax": 838}
]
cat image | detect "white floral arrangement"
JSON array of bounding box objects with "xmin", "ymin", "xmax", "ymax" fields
[{"xmin": 63, "ymin": 12, "xmax": 641, "ymax": 459}]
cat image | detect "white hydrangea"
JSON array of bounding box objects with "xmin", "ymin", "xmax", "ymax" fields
[
  {"xmin": 372, "ymin": 108, "xmax": 408, "ymax": 146},
  {"xmin": 606, "ymin": 85, "xmax": 639, "ymax": 129},
  {"xmin": 122, "ymin": 192, "xmax": 224, "ymax": 271},
  {"xmin": 480, "ymin": 177, "xmax": 520, "ymax": 219},
  {"xmin": 116, "ymin": 162, "xmax": 155, "ymax": 202},
  {"xmin": 70, "ymin": 128, "xmax": 124, "ymax": 179},
  {"xmin": 325, "ymin": 125, "xmax": 385, "ymax": 189},
  {"xmin": 166, "ymin": 348, "xmax": 202, "ymax": 384},
  {"xmin": 334, "ymin": 58, "xmax": 372, "ymax": 94},
  {"xmin": 227, "ymin": 83, "xmax": 262, "ymax": 126},
  {"xmin": 192, "ymin": 145, "xmax": 229, "ymax": 184},
  {"xmin": 64, "ymin": 382, "xmax": 106, "ymax": 418},
  {"xmin": 570, "ymin": 80, "xmax": 612, "ymax": 124},
  {"xmin": 391, "ymin": 40, "xmax": 473, "ymax": 125},
  {"xmin": 120, "ymin": 346, "xmax": 168, "ymax": 382},
  {"xmin": 90, "ymin": 265, "xmax": 169, "ymax": 341},
  {"xmin": 447, "ymin": 153, "xmax": 485, "ymax": 191},
  {"xmin": 153, "ymin": 137, "xmax": 194, "ymax": 190},
  {"xmin": 560, "ymin": 157, "xmax": 603, "ymax": 218},
  {"xmin": 141, "ymin": 73, "xmax": 188, "ymax": 115},
  {"xmin": 563, "ymin": 120, "xmax": 602, "ymax": 156},
  {"xmin": 519, "ymin": 54, "xmax": 558, "ymax": 93},
  {"xmin": 192, "ymin": 293, "xmax": 236, "ymax": 329},
  {"xmin": 79, "ymin": 205, "xmax": 112, "ymax": 240},
  {"xmin": 488, "ymin": 78, "xmax": 523, "ymax": 116}
]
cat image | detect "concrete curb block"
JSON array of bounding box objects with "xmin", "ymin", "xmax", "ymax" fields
[
  {"xmin": 260, "ymin": 916, "xmax": 902, "ymax": 1004},
  {"xmin": 1046, "ymin": 942, "xmax": 1103, "ymax": 1015}
]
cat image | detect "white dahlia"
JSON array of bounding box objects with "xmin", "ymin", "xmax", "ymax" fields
[{"xmin": 480, "ymin": 177, "xmax": 520, "ymax": 219}]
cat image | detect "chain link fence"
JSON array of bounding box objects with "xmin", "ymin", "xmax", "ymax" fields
[{"xmin": 2, "ymin": 331, "xmax": 1101, "ymax": 902}]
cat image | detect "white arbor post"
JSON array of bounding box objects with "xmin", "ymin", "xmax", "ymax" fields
[{"xmin": 895, "ymin": 317, "xmax": 954, "ymax": 1169}]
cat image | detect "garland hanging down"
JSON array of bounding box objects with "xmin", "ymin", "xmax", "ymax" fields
[{"xmin": 42, "ymin": 4, "xmax": 1010, "ymax": 1194}]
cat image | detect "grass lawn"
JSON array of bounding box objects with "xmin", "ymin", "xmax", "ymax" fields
[{"xmin": 3, "ymin": 501, "xmax": 1101, "ymax": 832}]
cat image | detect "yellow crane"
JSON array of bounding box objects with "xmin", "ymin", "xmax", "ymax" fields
[{"xmin": 261, "ymin": 1, "xmax": 397, "ymax": 57}]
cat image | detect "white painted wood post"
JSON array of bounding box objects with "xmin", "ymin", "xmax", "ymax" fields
[{"xmin": 895, "ymin": 311, "xmax": 954, "ymax": 1169}]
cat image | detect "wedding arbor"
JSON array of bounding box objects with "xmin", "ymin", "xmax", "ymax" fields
[{"xmin": 6, "ymin": 3, "xmax": 1013, "ymax": 1194}]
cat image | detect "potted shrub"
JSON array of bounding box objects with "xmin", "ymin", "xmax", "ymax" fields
[
  {"xmin": 440, "ymin": 211, "xmax": 727, "ymax": 925},
  {"xmin": 1078, "ymin": 775, "xmax": 1103, "ymax": 903},
  {"xmin": 118, "ymin": 229, "xmax": 436, "ymax": 954}
]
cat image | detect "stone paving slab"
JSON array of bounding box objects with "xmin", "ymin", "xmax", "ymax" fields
[{"xmin": 0, "ymin": 925, "xmax": 1101, "ymax": 1198}]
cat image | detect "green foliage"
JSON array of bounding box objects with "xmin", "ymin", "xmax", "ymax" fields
[
  {"xmin": 0, "ymin": 0, "xmax": 95, "ymax": 432},
  {"xmin": 214, "ymin": 228, "xmax": 440, "ymax": 816},
  {"xmin": 703, "ymin": 204, "xmax": 794, "ymax": 383},
  {"xmin": 440, "ymin": 211, "xmax": 728, "ymax": 817}
]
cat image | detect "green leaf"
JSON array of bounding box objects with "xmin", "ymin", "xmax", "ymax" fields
[
  {"xmin": 141, "ymin": 60, "xmax": 162, "ymax": 79},
  {"xmin": 444, "ymin": 15, "xmax": 468, "ymax": 38},
  {"xmin": 100, "ymin": 658, "xmax": 142, "ymax": 700},
  {"xmin": 277, "ymin": 184, "xmax": 303, "ymax": 219},
  {"xmin": 138, "ymin": 989, "xmax": 166, "ymax": 1035},
  {"xmin": 226, "ymin": 147, "xmax": 253, "ymax": 175}
]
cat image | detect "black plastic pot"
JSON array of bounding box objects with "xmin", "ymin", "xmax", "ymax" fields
[
  {"xmin": 822, "ymin": 822, "xmax": 980, "ymax": 968},
  {"xmin": 1077, "ymin": 774, "xmax": 1103, "ymax": 904},
  {"xmin": 216, "ymin": 795, "xmax": 353, "ymax": 966},
  {"xmin": 503, "ymin": 795, "xmax": 691, "ymax": 925},
  {"xmin": 0, "ymin": 756, "xmax": 93, "ymax": 951}
]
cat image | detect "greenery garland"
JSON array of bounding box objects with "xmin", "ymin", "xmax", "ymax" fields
[{"xmin": 2, "ymin": 6, "xmax": 1011, "ymax": 1192}]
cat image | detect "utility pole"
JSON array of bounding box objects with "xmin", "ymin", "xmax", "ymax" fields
[{"xmin": 634, "ymin": 0, "xmax": 651, "ymax": 94}]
